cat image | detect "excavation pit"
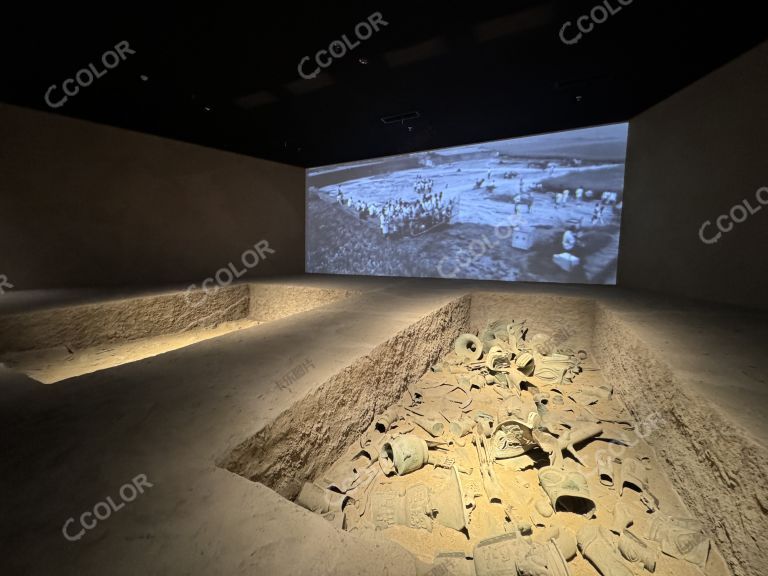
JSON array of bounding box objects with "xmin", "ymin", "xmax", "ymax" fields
[
  {"xmin": 0, "ymin": 282, "xmax": 357, "ymax": 383},
  {"xmin": 220, "ymin": 292, "xmax": 759, "ymax": 576}
]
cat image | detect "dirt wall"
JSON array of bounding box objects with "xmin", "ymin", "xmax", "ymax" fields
[
  {"xmin": 249, "ymin": 283, "xmax": 359, "ymax": 322},
  {"xmin": 221, "ymin": 295, "xmax": 472, "ymax": 499},
  {"xmin": 0, "ymin": 104, "xmax": 305, "ymax": 291},
  {"xmin": 0, "ymin": 285, "xmax": 250, "ymax": 353},
  {"xmin": 593, "ymin": 304, "xmax": 768, "ymax": 576}
]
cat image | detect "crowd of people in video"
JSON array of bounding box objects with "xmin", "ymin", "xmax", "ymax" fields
[
  {"xmin": 328, "ymin": 173, "xmax": 623, "ymax": 243},
  {"xmin": 551, "ymin": 187, "xmax": 622, "ymax": 226},
  {"xmin": 335, "ymin": 178, "xmax": 456, "ymax": 238}
]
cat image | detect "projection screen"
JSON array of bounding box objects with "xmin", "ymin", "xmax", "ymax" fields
[{"xmin": 306, "ymin": 122, "xmax": 628, "ymax": 284}]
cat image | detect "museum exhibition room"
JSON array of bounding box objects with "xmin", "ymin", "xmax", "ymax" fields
[{"xmin": 1, "ymin": 2, "xmax": 767, "ymax": 575}]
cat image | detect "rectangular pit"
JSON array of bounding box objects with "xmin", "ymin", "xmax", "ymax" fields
[
  {"xmin": 0, "ymin": 283, "xmax": 357, "ymax": 383},
  {"xmin": 220, "ymin": 292, "xmax": 763, "ymax": 576}
]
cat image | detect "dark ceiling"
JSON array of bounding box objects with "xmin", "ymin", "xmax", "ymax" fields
[{"xmin": 2, "ymin": 2, "xmax": 767, "ymax": 167}]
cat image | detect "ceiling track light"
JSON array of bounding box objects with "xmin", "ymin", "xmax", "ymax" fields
[{"xmin": 380, "ymin": 111, "xmax": 421, "ymax": 125}]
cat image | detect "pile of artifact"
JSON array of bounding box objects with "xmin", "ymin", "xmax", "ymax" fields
[{"xmin": 295, "ymin": 320, "xmax": 711, "ymax": 576}]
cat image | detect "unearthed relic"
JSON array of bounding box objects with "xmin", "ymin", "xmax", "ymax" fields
[
  {"xmin": 577, "ymin": 525, "xmax": 633, "ymax": 576},
  {"xmin": 485, "ymin": 345, "xmax": 512, "ymax": 371},
  {"xmin": 535, "ymin": 498, "xmax": 555, "ymax": 519},
  {"xmin": 597, "ymin": 454, "xmax": 616, "ymax": 487},
  {"xmin": 533, "ymin": 422, "xmax": 604, "ymax": 467},
  {"xmin": 375, "ymin": 404, "xmax": 405, "ymax": 432},
  {"xmin": 538, "ymin": 467, "xmax": 596, "ymax": 518},
  {"xmin": 609, "ymin": 501, "xmax": 634, "ymax": 535},
  {"xmin": 618, "ymin": 457, "xmax": 648, "ymax": 495},
  {"xmin": 431, "ymin": 551, "xmax": 475, "ymax": 576},
  {"xmin": 548, "ymin": 527, "xmax": 578, "ymax": 561},
  {"xmin": 474, "ymin": 530, "xmax": 573, "ymax": 576},
  {"xmin": 455, "ymin": 333, "xmax": 484, "ymax": 362},
  {"xmin": 296, "ymin": 318, "xmax": 717, "ymax": 576},
  {"xmin": 380, "ymin": 435, "xmax": 463, "ymax": 476},
  {"xmin": 474, "ymin": 532, "xmax": 530, "ymax": 575},
  {"xmin": 295, "ymin": 482, "xmax": 349, "ymax": 527},
  {"xmin": 429, "ymin": 466, "xmax": 470, "ymax": 532},
  {"xmin": 371, "ymin": 466, "xmax": 468, "ymax": 533},
  {"xmin": 449, "ymin": 416, "xmax": 476, "ymax": 438},
  {"xmin": 517, "ymin": 539, "xmax": 572, "ymax": 576},
  {"xmin": 474, "ymin": 428, "xmax": 503, "ymax": 503},
  {"xmin": 371, "ymin": 483, "xmax": 434, "ymax": 531},
  {"xmin": 618, "ymin": 457, "xmax": 659, "ymax": 509},
  {"xmin": 491, "ymin": 412, "xmax": 541, "ymax": 459},
  {"xmin": 618, "ymin": 530, "xmax": 657, "ymax": 572},
  {"xmin": 408, "ymin": 409, "xmax": 446, "ymax": 437},
  {"xmin": 649, "ymin": 515, "xmax": 710, "ymax": 567}
]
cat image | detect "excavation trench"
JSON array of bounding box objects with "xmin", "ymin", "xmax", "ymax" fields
[
  {"xmin": 0, "ymin": 283, "xmax": 357, "ymax": 383},
  {"xmin": 222, "ymin": 292, "xmax": 764, "ymax": 576}
]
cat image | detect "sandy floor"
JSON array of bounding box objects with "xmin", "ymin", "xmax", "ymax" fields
[{"xmin": 0, "ymin": 318, "xmax": 261, "ymax": 383}]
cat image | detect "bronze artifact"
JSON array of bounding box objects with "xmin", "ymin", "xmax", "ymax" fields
[
  {"xmin": 577, "ymin": 525, "xmax": 633, "ymax": 576},
  {"xmin": 538, "ymin": 467, "xmax": 596, "ymax": 518}
]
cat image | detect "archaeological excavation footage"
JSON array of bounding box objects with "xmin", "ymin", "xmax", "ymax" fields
[
  {"xmin": 2, "ymin": 4, "xmax": 766, "ymax": 576},
  {"xmin": 307, "ymin": 124, "xmax": 628, "ymax": 284}
]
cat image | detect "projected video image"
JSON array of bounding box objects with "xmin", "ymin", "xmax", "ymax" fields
[{"xmin": 306, "ymin": 123, "xmax": 628, "ymax": 284}]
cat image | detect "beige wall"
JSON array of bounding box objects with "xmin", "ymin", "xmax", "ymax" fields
[
  {"xmin": 0, "ymin": 104, "xmax": 305, "ymax": 290},
  {"xmin": 619, "ymin": 41, "xmax": 768, "ymax": 309}
]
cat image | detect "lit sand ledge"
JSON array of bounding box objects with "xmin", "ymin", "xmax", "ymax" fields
[{"xmin": 0, "ymin": 283, "xmax": 357, "ymax": 383}]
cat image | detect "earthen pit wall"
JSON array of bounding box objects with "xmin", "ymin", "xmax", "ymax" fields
[
  {"xmin": 0, "ymin": 285, "xmax": 251, "ymax": 353},
  {"xmin": 0, "ymin": 283, "xmax": 357, "ymax": 355},
  {"xmin": 593, "ymin": 304, "xmax": 768, "ymax": 576},
  {"xmin": 248, "ymin": 283, "xmax": 359, "ymax": 322},
  {"xmin": 468, "ymin": 292, "xmax": 598, "ymax": 353},
  {"xmin": 221, "ymin": 295, "xmax": 473, "ymax": 500}
]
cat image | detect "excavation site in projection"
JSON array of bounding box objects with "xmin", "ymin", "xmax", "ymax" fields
[{"xmin": 306, "ymin": 123, "xmax": 628, "ymax": 284}]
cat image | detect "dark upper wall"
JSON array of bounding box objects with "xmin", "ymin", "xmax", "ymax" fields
[
  {"xmin": 0, "ymin": 104, "xmax": 304, "ymax": 290},
  {"xmin": 619, "ymin": 41, "xmax": 768, "ymax": 310}
]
